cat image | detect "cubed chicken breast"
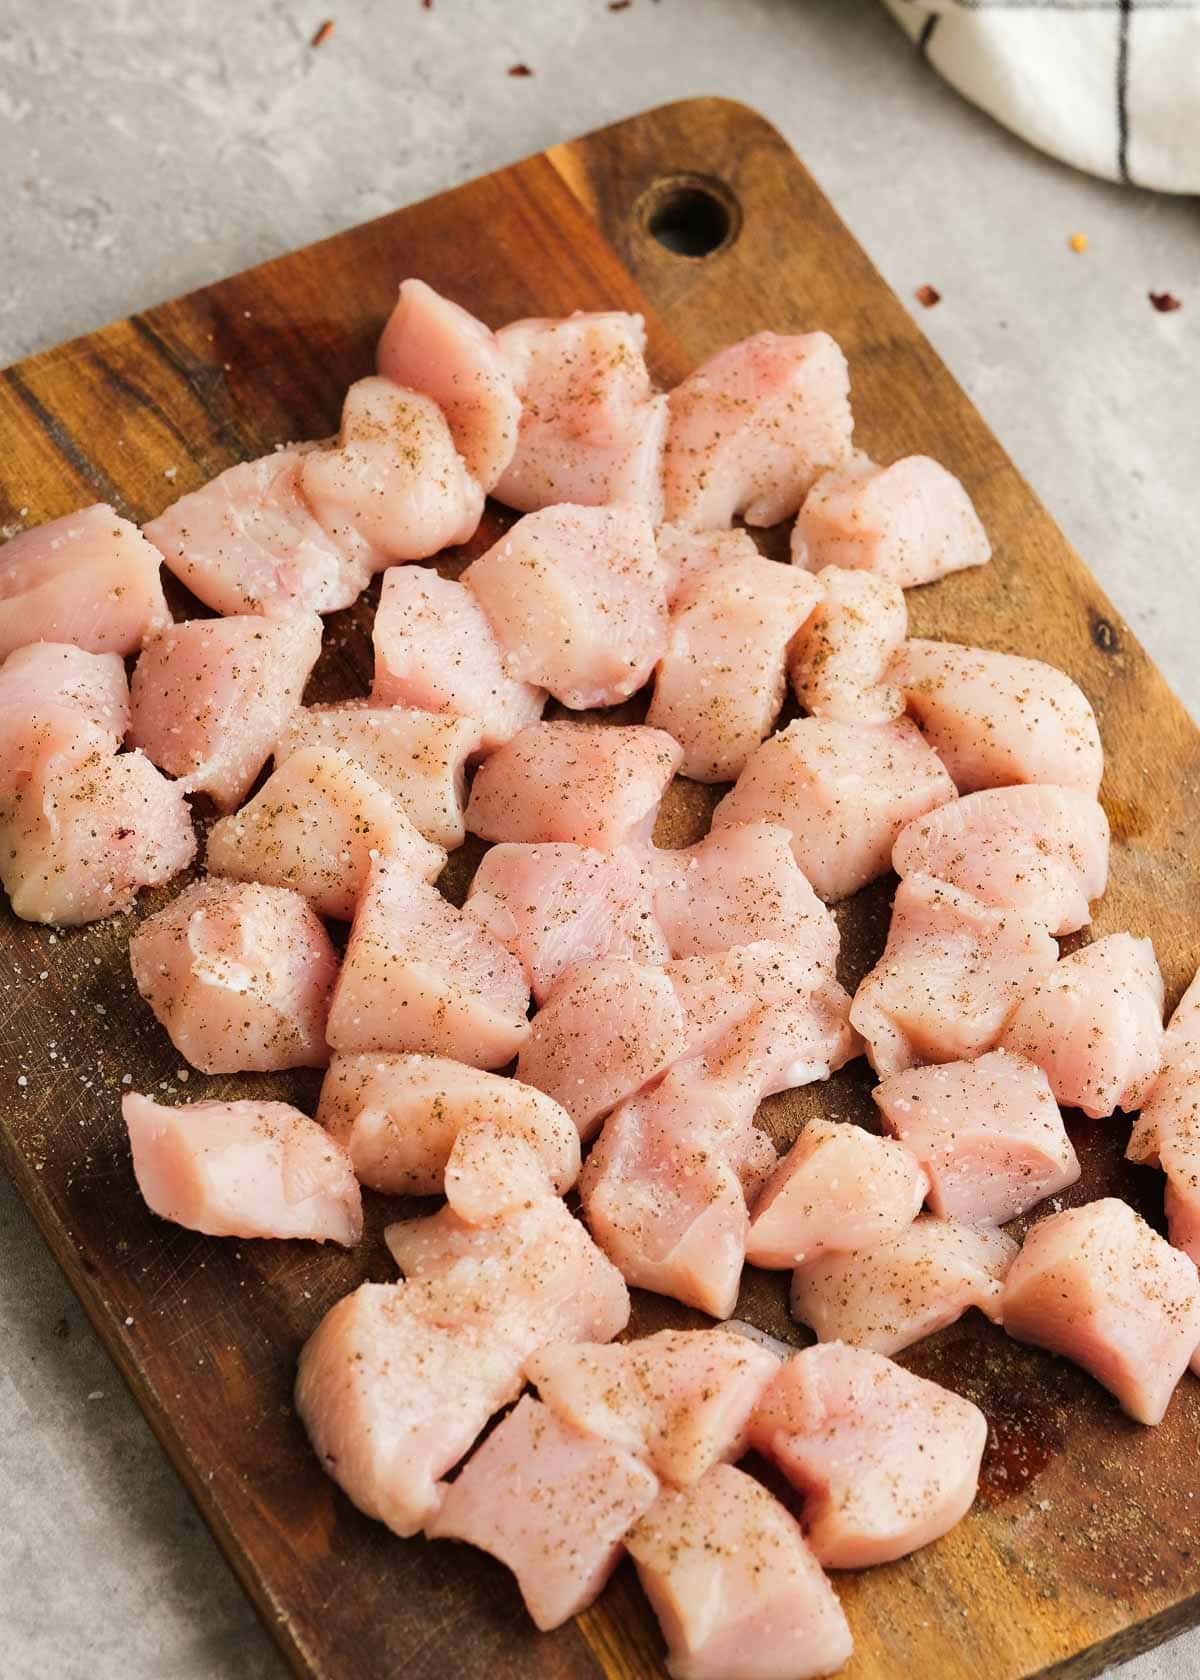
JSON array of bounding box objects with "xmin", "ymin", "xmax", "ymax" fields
[
  {"xmin": 746, "ymin": 1119, "xmax": 929, "ymax": 1269},
  {"xmin": 527, "ymin": 1328, "xmax": 780, "ymax": 1487},
  {"xmin": 874, "ymin": 1049, "xmax": 1079, "ymax": 1225},
  {"xmin": 464, "ymin": 842, "xmax": 668, "ymax": 1005},
  {"xmin": 626, "ymin": 1463, "xmax": 853, "ymax": 1680},
  {"xmin": 375, "ymin": 278, "xmax": 520, "ymax": 488},
  {"xmin": 892, "ymin": 639, "xmax": 1104, "ymax": 797},
  {"xmin": 791, "ymin": 454, "xmax": 990, "ymax": 587},
  {"xmin": 662, "ymin": 331, "xmax": 854, "ymax": 531},
  {"xmin": 749, "ymin": 1343, "xmax": 987, "ymax": 1568},
  {"xmin": 656, "ymin": 525, "xmax": 763, "ymax": 606},
  {"xmin": 129, "ymin": 878, "xmax": 336, "ymax": 1073},
  {"xmin": 788, "ymin": 565, "xmax": 907, "ymax": 725},
  {"xmin": 999, "ymin": 933, "xmax": 1164, "ymax": 1119},
  {"xmin": 1002, "ymin": 1198, "xmax": 1200, "ymax": 1425},
  {"xmin": 370, "ymin": 566, "xmax": 544, "ymax": 753},
  {"xmin": 466, "ymin": 721, "xmax": 682, "ymax": 849},
  {"xmin": 892, "ymin": 783, "xmax": 1110, "ymax": 937},
  {"xmin": 464, "ymin": 504, "xmax": 669, "ymax": 710},
  {"xmin": 790, "ymin": 1216, "xmax": 1017, "ymax": 1356},
  {"xmin": 427, "ymin": 1395, "xmax": 659, "ymax": 1630},
  {"xmin": 493, "ymin": 311, "xmax": 666, "ymax": 516},
  {"xmin": 206, "ymin": 745, "xmax": 445, "ymax": 920},
  {"xmin": 129, "ymin": 612, "xmax": 323, "ymax": 810},
  {"xmin": 0, "ymin": 642, "xmax": 130, "ymax": 745},
  {"xmin": 0, "ymin": 504, "xmax": 169, "ymax": 657},
  {"xmin": 122, "ymin": 1091, "xmax": 361, "ymax": 1245},
  {"xmin": 274, "ymin": 702, "xmax": 481, "ymax": 849},
  {"xmin": 646, "ymin": 547, "xmax": 822, "ymax": 782},
  {"xmin": 1127, "ymin": 965, "xmax": 1200, "ymax": 1166},
  {"xmin": 850, "ymin": 873, "xmax": 1059, "ymax": 1077},
  {"xmin": 711, "ymin": 716, "xmax": 956, "ymax": 902},
  {"xmin": 299, "ymin": 376, "xmax": 483, "ymax": 559},
  {"xmin": 325, "ymin": 857, "xmax": 530, "ymax": 1067}
]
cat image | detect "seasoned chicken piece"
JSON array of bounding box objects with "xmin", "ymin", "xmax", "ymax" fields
[
  {"xmin": 746, "ymin": 1119, "xmax": 929, "ymax": 1269},
  {"xmin": 663, "ymin": 331, "xmax": 854, "ymax": 530},
  {"xmin": 375, "ymin": 278, "xmax": 520, "ymax": 488},
  {"xmin": 646, "ymin": 547, "xmax": 821, "ymax": 782},
  {"xmin": 206, "ymin": 745, "xmax": 445, "ymax": 920},
  {"xmin": 655, "ymin": 525, "xmax": 762, "ymax": 606},
  {"xmin": 129, "ymin": 612, "xmax": 322, "ymax": 811},
  {"xmin": 892, "ymin": 783, "xmax": 1109, "ymax": 937},
  {"xmin": 493, "ymin": 311, "xmax": 666, "ymax": 516},
  {"xmin": 130, "ymin": 878, "xmax": 335, "ymax": 1072},
  {"xmin": 1127, "ymin": 966, "xmax": 1200, "ymax": 1166},
  {"xmin": 788, "ymin": 565, "xmax": 907, "ymax": 724},
  {"xmin": 749, "ymin": 1343, "xmax": 987, "ymax": 1568},
  {"xmin": 999, "ymin": 934, "xmax": 1164, "ymax": 1120},
  {"xmin": 0, "ymin": 642, "xmax": 130, "ymax": 745},
  {"xmin": 0, "ymin": 504, "xmax": 169, "ymax": 657},
  {"xmin": 875, "ymin": 1049, "xmax": 1079, "ymax": 1226},
  {"xmin": 274, "ymin": 703, "xmax": 481, "ymax": 849},
  {"xmin": 527, "ymin": 1328, "xmax": 780, "ymax": 1487},
  {"xmin": 427, "ymin": 1395, "xmax": 659, "ymax": 1630},
  {"xmin": 892, "ymin": 638, "xmax": 1104, "ymax": 797},
  {"xmin": 325, "ymin": 857, "xmax": 530, "ymax": 1067},
  {"xmin": 464, "ymin": 504, "xmax": 669, "ymax": 709},
  {"xmin": 464, "ymin": 842, "xmax": 668, "ymax": 1005},
  {"xmin": 711, "ymin": 715, "xmax": 956, "ymax": 902},
  {"xmin": 122, "ymin": 1092, "xmax": 361, "ymax": 1245},
  {"xmin": 370, "ymin": 566, "xmax": 544, "ymax": 753},
  {"xmin": 1002, "ymin": 1198, "xmax": 1200, "ymax": 1425},
  {"xmin": 466, "ymin": 721, "xmax": 682, "ymax": 849},
  {"xmin": 791, "ymin": 453, "xmax": 990, "ymax": 587},
  {"xmin": 851, "ymin": 873, "xmax": 1058, "ymax": 1076},
  {"xmin": 627, "ymin": 1464, "xmax": 852, "ymax": 1680},
  {"xmin": 790, "ymin": 1216, "xmax": 1017, "ymax": 1356}
]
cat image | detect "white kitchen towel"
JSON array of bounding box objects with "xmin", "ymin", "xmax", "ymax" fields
[{"xmin": 883, "ymin": 1, "xmax": 1200, "ymax": 193}]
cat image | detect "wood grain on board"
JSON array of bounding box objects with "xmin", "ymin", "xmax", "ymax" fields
[{"xmin": 1, "ymin": 97, "xmax": 1198, "ymax": 1680}]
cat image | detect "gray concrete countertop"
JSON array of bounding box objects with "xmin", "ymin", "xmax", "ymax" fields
[{"xmin": 0, "ymin": 2, "xmax": 1196, "ymax": 1677}]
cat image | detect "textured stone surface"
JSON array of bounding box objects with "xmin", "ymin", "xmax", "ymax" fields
[{"xmin": 0, "ymin": 1, "xmax": 1195, "ymax": 1676}]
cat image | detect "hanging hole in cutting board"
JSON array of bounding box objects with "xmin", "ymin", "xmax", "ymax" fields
[{"xmin": 640, "ymin": 175, "xmax": 739, "ymax": 258}]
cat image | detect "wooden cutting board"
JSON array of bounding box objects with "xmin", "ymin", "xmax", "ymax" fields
[{"xmin": 1, "ymin": 97, "xmax": 1198, "ymax": 1680}]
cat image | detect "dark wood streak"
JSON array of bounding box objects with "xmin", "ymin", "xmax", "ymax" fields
[{"xmin": 2, "ymin": 366, "xmax": 128, "ymax": 511}]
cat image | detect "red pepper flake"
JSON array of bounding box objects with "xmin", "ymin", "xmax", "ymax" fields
[
  {"xmin": 508, "ymin": 62, "xmax": 534, "ymax": 76},
  {"xmin": 609, "ymin": 1, "xmax": 632, "ymax": 9},
  {"xmin": 915, "ymin": 284, "xmax": 941, "ymax": 309},
  {"xmin": 1149, "ymin": 291, "xmax": 1182, "ymax": 314},
  {"xmin": 421, "ymin": 0, "xmax": 432, "ymax": 8},
  {"xmin": 310, "ymin": 18, "xmax": 335, "ymax": 46}
]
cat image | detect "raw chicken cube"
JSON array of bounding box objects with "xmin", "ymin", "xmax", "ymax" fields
[
  {"xmin": 299, "ymin": 376, "xmax": 483, "ymax": 559},
  {"xmin": 122, "ymin": 1091, "xmax": 361, "ymax": 1245},
  {"xmin": 317, "ymin": 1052, "xmax": 579, "ymax": 1214},
  {"xmin": 129, "ymin": 878, "xmax": 336, "ymax": 1073},
  {"xmin": 626, "ymin": 1463, "xmax": 852, "ymax": 1680},
  {"xmin": 464, "ymin": 504, "xmax": 669, "ymax": 709},
  {"xmin": 892, "ymin": 783, "xmax": 1109, "ymax": 937},
  {"xmin": 375, "ymin": 278, "xmax": 520, "ymax": 488},
  {"xmin": 493, "ymin": 311, "xmax": 666, "ymax": 516},
  {"xmin": 711, "ymin": 715, "xmax": 956, "ymax": 902},
  {"xmin": 892, "ymin": 639, "xmax": 1104, "ymax": 797},
  {"xmin": 663, "ymin": 332, "xmax": 854, "ymax": 530},
  {"xmin": 427, "ymin": 1395, "xmax": 659, "ymax": 1630},
  {"xmin": 746, "ymin": 1118, "xmax": 929, "ymax": 1269},
  {"xmin": 325, "ymin": 858, "xmax": 530, "ymax": 1067},
  {"xmin": 749, "ymin": 1343, "xmax": 987, "ymax": 1568},
  {"xmin": 999, "ymin": 933, "xmax": 1164, "ymax": 1119},
  {"xmin": 1002, "ymin": 1198, "xmax": 1200, "ymax": 1424},
  {"xmin": 874, "ymin": 1049, "xmax": 1079, "ymax": 1226},
  {"xmin": 791, "ymin": 454, "xmax": 990, "ymax": 587},
  {"xmin": 129, "ymin": 612, "xmax": 323, "ymax": 810},
  {"xmin": 464, "ymin": 842, "xmax": 668, "ymax": 1005},
  {"xmin": 0, "ymin": 504, "xmax": 169, "ymax": 657},
  {"xmin": 370, "ymin": 566, "xmax": 544, "ymax": 753},
  {"xmin": 466, "ymin": 721, "xmax": 682, "ymax": 849},
  {"xmin": 0, "ymin": 642, "xmax": 130, "ymax": 746},
  {"xmin": 656, "ymin": 525, "xmax": 763, "ymax": 606},
  {"xmin": 646, "ymin": 547, "xmax": 822, "ymax": 782},
  {"xmin": 790, "ymin": 1216, "xmax": 1017, "ymax": 1356},
  {"xmin": 788, "ymin": 565, "xmax": 907, "ymax": 724},
  {"xmin": 206, "ymin": 745, "xmax": 445, "ymax": 920},
  {"xmin": 527, "ymin": 1327, "xmax": 780, "ymax": 1486},
  {"xmin": 1127, "ymin": 965, "xmax": 1200, "ymax": 1166},
  {"xmin": 850, "ymin": 873, "xmax": 1058, "ymax": 1077}
]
